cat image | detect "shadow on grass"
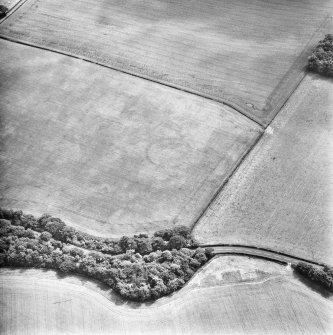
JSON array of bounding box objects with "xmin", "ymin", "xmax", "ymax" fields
[
  {"xmin": 307, "ymin": 71, "xmax": 333, "ymax": 83},
  {"xmin": 9, "ymin": 267, "xmax": 158, "ymax": 308},
  {"xmin": 292, "ymin": 271, "xmax": 333, "ymax": 299}
]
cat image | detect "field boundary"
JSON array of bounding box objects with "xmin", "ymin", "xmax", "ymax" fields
[
  {"xmin": 186, "ymin": 128, "xmax": 264, "ymax": 231},
  {"xmin": 0, "ymin": 34, "xmax": 263, "ymax": 127},
  {"xmin": 204, "ymin": 244, "xmax": 325, "ymax": 267}
]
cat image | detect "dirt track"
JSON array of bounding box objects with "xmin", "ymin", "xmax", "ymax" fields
[{"xmin": 207, "ymin": 245, "xmax": 325, "ymax": 266}]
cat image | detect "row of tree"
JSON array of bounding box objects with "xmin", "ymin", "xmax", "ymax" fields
[
  {"xmin": 292, "ymin": 262, "xmax": 333, "ymax": 292},
  {"xmin": 308, "ymin": 34, "xmax": 333, "ymax": 76},
  {"xmin": 0, "ymin": 209, "xmax": 199, "ymax": 255},
  {"xmin": 0, "ymin": 210, "xmax": 213, "ymax": 301}
]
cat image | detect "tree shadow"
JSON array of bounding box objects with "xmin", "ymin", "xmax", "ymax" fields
[
  {"xmin": 292, "ymin": 271, "xmax": 333, "ymax": 299},
  {"xmin": 53, "ymin": 269, "xmax": 161, "ymax": 308},
  {"xmin": 307, "ymin": 71, "xmax": 333, "ymax": 83}
]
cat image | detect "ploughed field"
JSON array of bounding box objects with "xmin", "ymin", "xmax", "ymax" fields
[
  {"xmin": 0, "ymin": 0, "xmax": 332, "ymax": 125},
  {"xmin": 194, "ymin": 74, "xmax": 333, "ymax": 266},
  {"xmin": 0, "ymin": 39, "xmax": 261, "ymax": 237},
  {"xmin": 1, "ymin": 256, "xmax": 332, "ymax": 335}
]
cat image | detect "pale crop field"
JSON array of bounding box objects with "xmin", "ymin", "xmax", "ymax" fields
[
  {"xmin": 194, "ymin": 74, "xmax": 333, "ymax": 265},
  {"xmin": 0, "ymin": 0, "xmax": 332, "ymax": 125},
  {"xmin": 0, "ymin": 39, "xmax": 261, "ymax": 237},
  {"xmin": 1, "ymin": 256, "xmax": 332, "ymax": 334}
]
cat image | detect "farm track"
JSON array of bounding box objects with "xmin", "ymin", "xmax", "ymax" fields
[{"xmin": 204, "ymin": 244, "xmax": 324, "ymax": 267}]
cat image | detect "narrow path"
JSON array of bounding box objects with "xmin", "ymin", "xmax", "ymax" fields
[{"xmin": 203, "ymin": 244, "xmax": 323, "ymax": 266}]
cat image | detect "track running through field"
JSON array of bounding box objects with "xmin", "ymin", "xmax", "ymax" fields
[{"xmin": 202, "ymin": 244, "xmax": 324, "ymax": 266}]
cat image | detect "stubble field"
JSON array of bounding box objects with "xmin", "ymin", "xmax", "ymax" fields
[
  {"xmin": 0, "ymin": 0, "xmax": 332, "ymax": 125},
  {"xmin": 1, "ymin": 256, "xmax": 332, "ymax": 334}
]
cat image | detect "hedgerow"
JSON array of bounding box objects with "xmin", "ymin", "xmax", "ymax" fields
[
  {"xmin": 292, "ymin": 262, "xmax": 333, "ymax": 292},
  {"xmin": 308, "ymin": 34, "xmax": 333, "ymax": 76},
  {"xmin": 0, "ymin": 209, "xmax": 199, "ymax": 255},
  {"xmin": 0, "ymin": 209, "xmax": 213, "ymax": 301}
]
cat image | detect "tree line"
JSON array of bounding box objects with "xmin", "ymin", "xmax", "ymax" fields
[
  {"xmin": 2, "ymin": 209, "xmax": 199, "ymax": 255},
  {"xmin": 0, "ymin": 208, "xmax": 213, "ymax": 301}
]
